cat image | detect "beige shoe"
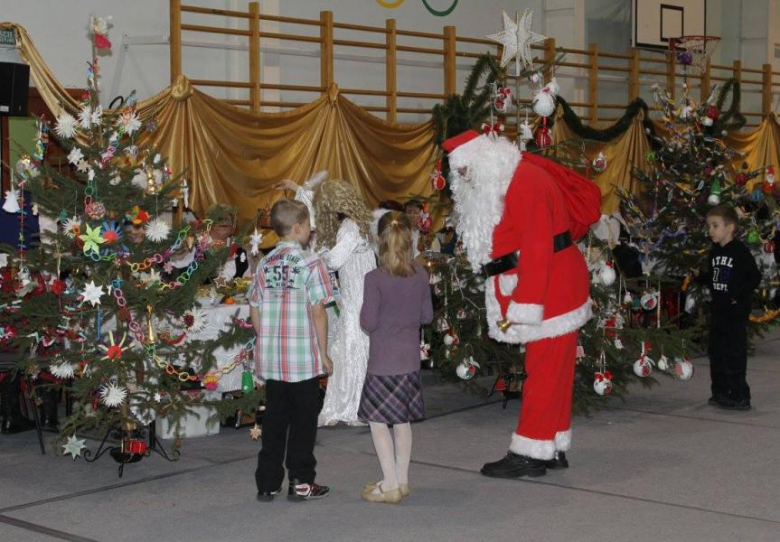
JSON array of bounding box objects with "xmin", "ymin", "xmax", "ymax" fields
[
  {"xmin": 361, "ymin": 484, "xmax": 402, "ymax": 504},
  {"xmin": 364, "ymin": 481, "xmax": 410, "ymax": 498}
]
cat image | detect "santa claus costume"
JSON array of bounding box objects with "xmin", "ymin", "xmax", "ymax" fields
[{"xmin": 442, "ymin": 130, "xmax": 601, "ymax": 478}]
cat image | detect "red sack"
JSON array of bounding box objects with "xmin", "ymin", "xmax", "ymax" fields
[{"xmin": 522, "ymin": 153, "xmax": 602, "ymax": 241}]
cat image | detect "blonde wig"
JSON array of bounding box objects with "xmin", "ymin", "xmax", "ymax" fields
[
  {"xmin": 377, "ymin": 211, "xmax": 415, "ymax": 277},
  {"xmin": 312, "ymin": 179, "xmax": 373, "ymax": 249}
]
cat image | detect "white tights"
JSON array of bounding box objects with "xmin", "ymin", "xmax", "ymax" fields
[{"xmin": 368, "ymin": 422, "xmax": 412, "ymax": 492}]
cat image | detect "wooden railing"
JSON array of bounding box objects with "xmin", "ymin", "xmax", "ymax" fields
[{"xmin": 169, "ymin": 0, "xmax": 780, "ymax": 127}]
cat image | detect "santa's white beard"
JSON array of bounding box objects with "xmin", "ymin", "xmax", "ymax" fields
[{"xmin": 448, "ymin": 136, "xmax": 521, "ymax": 270}]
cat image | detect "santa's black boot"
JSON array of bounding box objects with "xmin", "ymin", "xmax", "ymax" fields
[
  {"xmin": 480, "ymin": 452, "xmax": 547, "ymax": 479},
  {"xmin": 544, "ymin": 451, "xmax": 569, "ymax": 470}
]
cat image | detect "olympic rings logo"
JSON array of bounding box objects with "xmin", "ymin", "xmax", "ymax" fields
[{"xmin": 376, "ymin": 0, "xmax": 459, "ymax": 17}]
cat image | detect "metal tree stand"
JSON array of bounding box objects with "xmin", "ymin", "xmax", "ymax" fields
[{"xmin": 83, "ymin": 420, "xmax": 176, "ymax": 478}]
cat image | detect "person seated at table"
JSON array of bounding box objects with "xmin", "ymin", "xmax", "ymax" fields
[{"xmin": 208, "ymin": 204, "xmax": 249, "ymax": 282}]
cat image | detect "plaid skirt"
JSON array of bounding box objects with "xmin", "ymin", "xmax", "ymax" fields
[{"xmin": 358, "ymin": 371, "xmax": 425, "ymax": 425}]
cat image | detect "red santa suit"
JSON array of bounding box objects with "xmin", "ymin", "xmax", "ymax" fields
[{"xmin": 443, "ymin": 130, "xmax": 600, "ymax": 460}]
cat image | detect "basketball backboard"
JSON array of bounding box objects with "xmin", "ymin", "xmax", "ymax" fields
[{"xmin": 633, "ymin": 0, "xmax": 707, "ymax": 50}]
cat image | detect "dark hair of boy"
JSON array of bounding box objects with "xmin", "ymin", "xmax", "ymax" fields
[{"xmin": 706, "ymin": 204, "xmax": 739, "ymax": 228}]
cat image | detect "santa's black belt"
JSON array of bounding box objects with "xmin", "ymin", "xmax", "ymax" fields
[{"xmin": 482, "ymin": 231, "xmax": 572, "ymax": 277}]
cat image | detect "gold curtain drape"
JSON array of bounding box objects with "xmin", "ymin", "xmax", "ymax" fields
[
  {"xmin": 134, "ymin": 78, "xmax": 438, "ymax": 228},
  {"xmin": 722, "ymin": 115, "xmax": 780, "ymax": 190},
  {"xmin": 2, "ymin": 22, "xmax": 438, "ymax": 235},
  {"xmin": 4, "ymin": 20, "xmax": 780, "ymax": 225},
  {"xmin": 551, "ymin": 107, "xmax": 652, "ymax": 214}
]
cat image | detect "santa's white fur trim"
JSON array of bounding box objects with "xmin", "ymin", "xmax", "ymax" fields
[
  {"xmin": 485, "ymin": 278, "xmax": 592, "ymax": 344},
  {"xmin": 498, "ymin": 273, "xmax": 517, "ymax": 296},
  {"xmin": 509, "ymin": 433, "xmax": 556, "ymax": 460},
  {"xmin": 507, "ymin": 302, "xmax": 544, "ymax": 325},
  {"xmin": 554, "ymin": 429, "xmax": 571, "ymax": 451},
  {"xmin": 448, "ymin": 135, "xmax": 520, "ymax": 270}
]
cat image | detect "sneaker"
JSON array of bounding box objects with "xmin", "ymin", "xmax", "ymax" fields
[
  {"xmin": 730, "ymin": 399, "xmax": 752, "ymax": 411},
  {"xmin": 544, "ymin": 451, "xmax": 569, "ymax": 470},
  {"xmin": 288, "ymin": 480, "xmax": 330, "ymax": 501},
  {"xmin": 256, "ymin": 487, "xmax": 282, "ymax": 502},
  {"xmin": 480, "ymin": 452, "xmax": 547, "ymax": 479}
]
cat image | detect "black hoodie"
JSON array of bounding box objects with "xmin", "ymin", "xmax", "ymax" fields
[{"xmin": 699, "ymin": 239, "xmax": 762, "ymax": 322}]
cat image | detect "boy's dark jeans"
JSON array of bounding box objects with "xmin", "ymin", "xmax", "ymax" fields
[
  {"xmin": 255, "ymin": 377, "xmax": 320, "ymax": 492},
  {"xmin": 708, "ymin": 320, "xmax": 750, "ymax": 403}
]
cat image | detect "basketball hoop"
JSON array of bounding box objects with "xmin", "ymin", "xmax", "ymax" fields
[{"xmin": 670, "ymin": 36, "xmax": 720, "ymax": 76}]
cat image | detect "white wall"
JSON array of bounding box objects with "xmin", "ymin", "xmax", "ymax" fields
[
  {"xmin": 3, "ymin": 0, "xmax": 584, "ymax": 122},
  {"xmin": 4, "ymin": 1, "xmax": 775, "ymax": 121}
]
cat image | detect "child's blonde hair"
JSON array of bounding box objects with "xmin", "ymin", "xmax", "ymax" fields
[{"xmin": 377, "ymin": 211, "xmax": 415, "ymax": 277}]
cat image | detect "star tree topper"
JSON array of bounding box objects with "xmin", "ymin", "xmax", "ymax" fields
[{"xmin": 486, "ymin": 10, "xmax": 547, "ymax": 76}]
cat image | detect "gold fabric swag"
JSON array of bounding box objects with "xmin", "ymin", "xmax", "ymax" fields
[{"xmin": 4, "ymin": 21, "xmax": 780, "ymax": 225}]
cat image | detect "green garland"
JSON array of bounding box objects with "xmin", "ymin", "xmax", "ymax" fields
[
  {"xmin": 711, "ymin": 77, "xmax": 747, "ymax": 133},
  {"xmin": 551, "ymin": 77, "xmax": 745, "ymax": 143},
  {"xmin": 551, "ymin": 96, "xmax": 655, "ymax": 142}
]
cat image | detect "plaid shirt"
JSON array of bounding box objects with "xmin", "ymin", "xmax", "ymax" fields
[{"xmin": 249, "ymin": 241, "xmax": 333, "ymax": 382}]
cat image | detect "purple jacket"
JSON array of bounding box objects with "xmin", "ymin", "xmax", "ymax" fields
[{"xmin": 360, "ymin": 264, "xmax": 433, "ymax": 375}]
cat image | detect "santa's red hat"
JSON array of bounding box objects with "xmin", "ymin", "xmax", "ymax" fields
[{"xmin": 442, "ymin": 130, "xmax": 481, "ymax": 154}]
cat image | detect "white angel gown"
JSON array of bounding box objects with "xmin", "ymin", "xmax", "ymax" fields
[{"xmin": 295, "ymin": 184, "xmax": 375, "ymax": 426}]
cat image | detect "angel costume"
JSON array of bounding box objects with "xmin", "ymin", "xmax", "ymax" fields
[{"xmin": 295, "ymin": 174, "xmax": 376, "ymax": 426}]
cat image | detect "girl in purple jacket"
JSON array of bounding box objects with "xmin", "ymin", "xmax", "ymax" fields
[{"xmin": 358, "ymin": 211, "xmax": 433, "ymax": 504}]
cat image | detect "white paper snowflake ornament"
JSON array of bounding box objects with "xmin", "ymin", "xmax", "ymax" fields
[
  {"xmin": 100, "ymin": 382, "xmax": 128, "ymax": 407},
  {"xmin": 55, "ymin": 113, "xmax": 78, "ymax": 139},
  {"xmin": 144, "ymin": 218, "xmax": 171, "ymax": 243},
  {"xmin": 50, "ymin": 361, "xmax": 77, "ymax": 380}
]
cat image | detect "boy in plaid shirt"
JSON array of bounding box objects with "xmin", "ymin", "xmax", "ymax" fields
[{"xmin": 250, "ymin": 199, "xmax": 333, "ymax": 502}]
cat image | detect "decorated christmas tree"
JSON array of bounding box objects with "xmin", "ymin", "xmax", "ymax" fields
[
  {"xmin": 1, "ymin": 16, "xmax": 261, "ymax": 466},
  {"xmin": 618, "ymin": 80, "xmax": 780, "ymax": 334}
]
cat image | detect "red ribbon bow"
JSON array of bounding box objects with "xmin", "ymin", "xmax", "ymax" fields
[{"xmin": 481, "ymin": 122, "xmax": 504, "ymax": 135}]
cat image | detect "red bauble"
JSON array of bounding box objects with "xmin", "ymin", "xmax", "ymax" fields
[
  {"xmin": 735, "ymin": 173, "xmax": 748, "ymax": 186},
  {"xmin": 764, "ymin": 241, "xmax": 775, "ymax": 254},
  {"xmin": 51, "ymin": 280, "xmax": 65, "ymax": 296},
  {"xmin": 706, "ymin": 105, "xmax": 719, "ymax": 121}
]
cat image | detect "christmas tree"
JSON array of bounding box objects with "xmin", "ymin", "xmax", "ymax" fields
[
  {"xmin": 618, "ymin": 80, "xmax": 780, "ymax": 336},
  {"xmin": 1, "ymin": 16, "xmax": 261, "ymax": 465}
]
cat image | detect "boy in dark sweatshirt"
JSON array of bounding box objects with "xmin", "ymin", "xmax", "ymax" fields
[{"xmin": 695, "ymin": 205, "xmax": 761, "ymax": 411}]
